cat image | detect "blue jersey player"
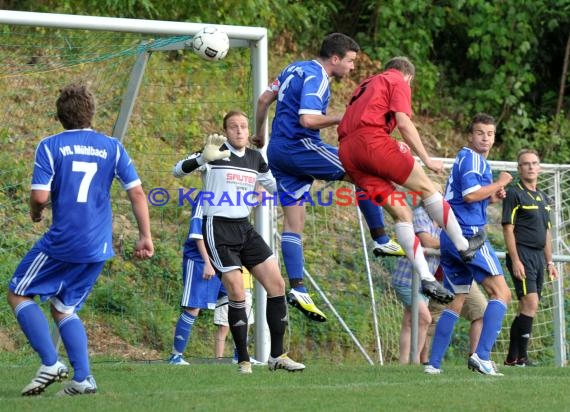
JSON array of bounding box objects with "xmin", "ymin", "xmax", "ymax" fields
[
  {"xmin": 8, "ymin": 84, "xmax": 154, "ymax": 396},
  {"xmin": 168, "ymin": 195, "xmax": 223, "ymax": 365},
  {"xmin": 253, "ymin": 33, "xmax": 406, "ymax": 323},
  {"xmin": 425, "ymin": 113, "xmax": 513, "ymax": 376}
]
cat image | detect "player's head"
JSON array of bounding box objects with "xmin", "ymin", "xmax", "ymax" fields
[
  {"xmin": 517, "ymin": 148, "xmax": 541, "ymax": 179},
  {"xmin": 384, "ymin": 57, "xmax": 415, "ymax": 84},
  {"xmin": 467, "ymin": 113, "xmax": 496, "ymax": 155},
  {"xmin": 56, "ymin": 83, "xmax": 96, "ymax": 130},
  {"xmin": 319, "ymin": 33, "xmax": 359, "ymax": 80},
  {"xmin": 223, "ymin": 110, "xmax": 249, "ymax": 150}
]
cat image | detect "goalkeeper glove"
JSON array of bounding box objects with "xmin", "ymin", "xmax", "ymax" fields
[{"xmin": 202, "ymin": 133, "xmax": 230, "ymax": 162}]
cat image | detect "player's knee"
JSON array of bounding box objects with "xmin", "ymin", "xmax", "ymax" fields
[{"xmin": 498, "ymin": 286, "xmax": 512, "ymax": 305}]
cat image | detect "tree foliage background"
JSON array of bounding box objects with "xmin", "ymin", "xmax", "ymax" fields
[{"xmin": 3, "ymin": 0, "xmax": 570, "ymax": 162}]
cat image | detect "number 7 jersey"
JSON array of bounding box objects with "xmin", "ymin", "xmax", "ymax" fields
[{"xmin": 31, "ymin": 129, "xmax": 141, "ymax": 263}]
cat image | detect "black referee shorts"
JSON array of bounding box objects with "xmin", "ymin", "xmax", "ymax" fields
[
  {"xmin": 506, "ymin": 244, "xmax": 545, "ymax": 299},
  {"xmin": 203, "ymin": 216, "xmax": 274, "ymax": 273}
]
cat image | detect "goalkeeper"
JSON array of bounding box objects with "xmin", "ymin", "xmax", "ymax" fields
[{"xmin": 173, "ymin": 110, "xmax": 304, "ymax": 374}]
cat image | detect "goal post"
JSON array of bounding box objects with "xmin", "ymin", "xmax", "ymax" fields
[{"xmin": 0, "ymin": 10, "xmax": 272, "ymax": 361}]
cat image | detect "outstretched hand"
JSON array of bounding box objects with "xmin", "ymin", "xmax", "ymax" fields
[{"xmin": 202, "ymin": 134, "xmax": 231, "ymax": 162}]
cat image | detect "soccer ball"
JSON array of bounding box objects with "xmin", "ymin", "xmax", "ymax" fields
[{"xmin": 192, "ymin": 27, "xmax": 229, "ymax": 61}]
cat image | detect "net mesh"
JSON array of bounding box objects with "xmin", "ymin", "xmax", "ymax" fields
[{"xmin": 1, "ymin": 23, "xmax": 569, "ymax": 366}]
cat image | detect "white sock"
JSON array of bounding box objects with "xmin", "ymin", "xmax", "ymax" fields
[
  {"xmin": 422, "ymin": 192, "xmax": 468, "ymax": 251},
  {"xmin": 395, "ymin": 222, "xmax": 435, "ymax": 281}
]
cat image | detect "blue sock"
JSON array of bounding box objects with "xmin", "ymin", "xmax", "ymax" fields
[
  {"xmin": 173, "ymin": 312, "xmax": 196, "ymax": 354},
  {"xmin": 355, "ymin": 189, "xmax": 388, "ymax": 244},
  {"xmin": 476, "ymin": 299, "xmax": 507, "ymax": 360},
  {"xmin": 281, "ymin": 232, "xmax": 306, "ymax": 292},
  {"xmin": 58, "ymin": 314, "xmax": 90, "ymax": 381},
  {"xmin": 429, "ymin": 309, "xmax": 459, "ymax": 369},
  {"xmin": 14, "ymin": 300, "xmax": 58, "ymax": 366}
]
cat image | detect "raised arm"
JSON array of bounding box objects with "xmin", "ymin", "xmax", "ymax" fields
[
  {"xmin": 173, "ymin": 134, "xmax": 230, "ymax": 177},
  {"xmin": 252, "ymin": 90, "xmax": 277, "ymax": 148}
]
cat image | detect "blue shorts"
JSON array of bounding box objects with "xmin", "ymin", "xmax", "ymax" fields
[
  {"xmin": 9, "ymin": 245, "xmax": 105, "ymax": 314},
  {"xmin": 393, "ymin": 283, "xmax": 429, "ymax": 307},
  {"xmin": 440, "ymin": 232, "xmax": 503, "ymax": 294},
  {"xmin": 267, "ymin": 138, "xmax": 345, "ymax": 203},
  {"xmin": 181, "ymin": 255, "xmax": 222, "ymax": 309}
]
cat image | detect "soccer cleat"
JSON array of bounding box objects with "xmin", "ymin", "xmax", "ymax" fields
[
  {"xmin": 237, "ymin": 361, "xmax": 252, "ymax": 374},
  {"xmin": 233, "ymin": 356, "xmax": 266, "ymax": 366},
  {"xmin": 56, "ymin": 375, "xmax": 97, "ymax": 396},
  {"xmin": 516, "ymin": 357, "xmax": 537, "ymax": 367},
  {"xmin": 459, "ymin": 231, "xmax": 486, "ymax": 262},
  {"xmin": 424, "ymin": 364, "xmax": 442, "ymax": 375},
  {"xmin": 249, "ymin": 357, "xmax": 266, "ymax": 366},
  {"xmin": 421, "ymin": 279, "xmax": 454, "ymax": 304},
  {"xmin": 287, "ymin": 289, "xmax": 327, "ymax": 322},
  {"xmin": 168, "ymin": 354, "xmax": 189, "ymax": 365},
  {"xmin": 373, "ymin": 239, "xmax": 405, "ymax": 257},
  {"xmin": 268, "ymin": 353, "xmax": 305, "ymax": 372},
  {"xmin": 468, "ymin": 353, "xmax": 504, "ymax": 376},
  {"xmin": 21, "ymin": 360, "xmax": 69, "ymax": 396}
]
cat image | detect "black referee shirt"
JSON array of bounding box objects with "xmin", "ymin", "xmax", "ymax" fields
[{"xmin": 501, "ymin": 180, "xmax": 551, "ymax": 249}]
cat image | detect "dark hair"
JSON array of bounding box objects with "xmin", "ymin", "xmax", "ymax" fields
[
  {"xmin": 223, "ymin": 110, "xmax": 248, "ymax": 130},
  {"xmin": 319, "ymin": 33, "xmax": 360, "ymax": 59},
  {"xmin": 56, "ymin": 83, "xmax": 96, "ymax": 130},
  {"xmin": 384, "ymin": 56, "xmax": 415, "ymax": 76},
  {"xmin": 468, "ymin": 113, "xmax": 495, "ymax": 133},
  {"xmin": 517, "ymin": 148, "xmax": 540, "ymax": 163}
]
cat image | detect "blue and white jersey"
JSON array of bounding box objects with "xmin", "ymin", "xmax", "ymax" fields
[
  {"xmin": 183, "ymin": 194, "xmax": 204, "ymax": 261},
  {"xmin": 32, "ymin": 129, "xmax": 141, "ymax": 263},
  {"xmin": 269, "ymin": 59, "xmax": 330, "ymax": 142},
  {"xmin": 444, "ymin": 147, "xmax": 492, "ymax": 236}
]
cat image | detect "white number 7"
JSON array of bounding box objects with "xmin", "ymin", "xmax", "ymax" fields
[{"xmin": 72, "ymin": 161, "xmax": 97, "ymax": 203}]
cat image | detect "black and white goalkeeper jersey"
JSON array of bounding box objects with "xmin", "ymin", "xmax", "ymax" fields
[{"xmin": 173, "ymin": 142, "xmax": 276, "ymax": 219}]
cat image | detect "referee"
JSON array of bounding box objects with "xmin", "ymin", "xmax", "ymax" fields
[{"xmin": 502, "ymin": 148, "xmax": 558, "ymax": 367}]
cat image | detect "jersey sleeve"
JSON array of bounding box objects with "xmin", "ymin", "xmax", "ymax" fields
[
  {"xmin": 114, "ymin": 142, "xmax": 141, "ymax": 190},
  {"xmin": 388, "ymin": 77, "xmax": 413, "ymax": 118},
  {"xmin": 298, "ymin": 69, "xmax": 328, "ymax": 116},
  {"xmin": 501, "ymin": 187, "xmax": 518, "ymax": 225},
  {"xmin": 542, "ymin": 190, "xmax": 553, "ymax": 228},
  {"xmin": 31, "ymin": 140, "xmax": 55, "ymax": 191},
  {"xmin": 267, "ymin": 78, "xmax": 280, "ymax": 95},
  {"xmin": 188, "ymin": 198, "xmax": 204, "ymax": 240},
  {"xmin": 458, "ymin": 152, "xmax": 483, "ymax": 197},
  {"xmin": 256, "ymin": 154, "xmax": 277, "ymax": 193}
]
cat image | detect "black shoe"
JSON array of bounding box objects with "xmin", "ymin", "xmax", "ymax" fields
[
  {"xmin": 516, "ymin": 357, "xmax": 537, "ymax": 367},
  {"xmin": 421, "ymin": 280, "xmax": 454, "ymax": 304},
  {"xmin": 459, "ymin": 231, "xmax": 486, "ymax": 262},
  {"xmin": 504, "ymin": 358, "xmax": 518, "ymax": 367}
]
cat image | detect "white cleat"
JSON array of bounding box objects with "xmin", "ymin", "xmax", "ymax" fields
[{"xmin": 21, "ymin": 360, "xmax": 69, "ymax": 396}]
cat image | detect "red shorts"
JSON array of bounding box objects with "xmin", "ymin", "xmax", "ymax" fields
[{"xmin": 339, "ymin": 132, "xmax": 415, "ymax": 202}]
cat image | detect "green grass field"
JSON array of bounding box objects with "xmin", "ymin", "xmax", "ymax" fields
[{"xmin": 2, "ymin": 358, "xmax": 569, "ymax": 412}]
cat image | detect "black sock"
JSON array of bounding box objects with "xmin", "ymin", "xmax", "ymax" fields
[
  {"xmin": 517, "ymin": 314, "xmax": 534, "ymax": 360},
  {"xmin": 267, "ymin": 295, "xmax": 287, "ymax": 357},
  {"xmin": 289, "ymin": 279, "xmax": 304, "ymax": 289},
  {"xmin": 506, "ymin": 315, "xmax": 520, "ymax": 362},
  {"xmin": 228, "ymin": 300, "xmax": 249, "ymax": 363}
]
